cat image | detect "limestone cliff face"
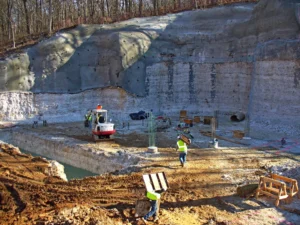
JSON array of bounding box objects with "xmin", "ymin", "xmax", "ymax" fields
[{"xmin": 0, "ymin": 0, "xmax": 299, "ymax": 124}]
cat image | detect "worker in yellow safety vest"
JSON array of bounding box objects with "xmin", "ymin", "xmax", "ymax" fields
[
  {"xmin": 176, "ymin": 136, "xmax": 190, "ymax": 167},
  {"xmin": 142, "ymin": 189, "xmax": 165, "ymax": 223},
  {"xmin": 84, "ymin": 110, "xmax": 92, "ymax": 128},
  {"xmin": 87, "ymin": 110, "xmax": 92, "ymax": 128}
]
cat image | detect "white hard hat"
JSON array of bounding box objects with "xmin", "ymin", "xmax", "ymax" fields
[{"xmin": 177, "ymin": 135, "xmax": 181, "ymax": 139}]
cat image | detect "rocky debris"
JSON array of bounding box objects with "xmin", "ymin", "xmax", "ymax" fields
[
  {"xmin": 36, "ymin": 206, "xmax": 126, "ymax": 225},
  {"xmin": 268, "ymin": 162, "xmax": 300, "ymax": 184},
  {"xmin": 0, "ymin": 142, "xmax": 21, "ymax": 154},
  {"xmin": 48, "ymin": 161, "xmax": 68, "ymax": 181},
  {"xmin": 236, "ymin": 184, "xmax": 258, "ymax": 198}
]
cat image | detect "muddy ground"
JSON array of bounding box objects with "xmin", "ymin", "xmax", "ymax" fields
[{"xmin": 1, "ymin": 119, "xmax": 300, "ymax": 225}]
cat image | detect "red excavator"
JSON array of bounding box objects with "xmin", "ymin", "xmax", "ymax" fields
[{"xmin": 91, "ymin": 105, "xmax": 116, "ymax": 141}]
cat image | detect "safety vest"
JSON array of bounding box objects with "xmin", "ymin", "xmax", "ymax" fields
[
  {"xmin": 146, "ymin": 191, "xmax": 160, "ymax": 200},
  {"xmin": 177, "ymin": 140, "xmax": 187, "ymax": 152},
  {"xmin": 85, "ymin": 114, "xmax": 92, "ymax": 121}
]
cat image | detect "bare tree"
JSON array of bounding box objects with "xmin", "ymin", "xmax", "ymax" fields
[
  {"xmin": 48, "ymin": 0, "xmax": 52, "ymax": 34},
  {"xmin": 22, "ymin": 0, "xmax": 31, "ymax": 34},
  {"xmin": 0, "ymin": 0, "xmax": 259, "ymax": 50},
  {"xmin": 7, "ymin": 0, "xmax": 13, "ymax": 39},
  {"xmin": 139, "ymin": 0, "xmax": 143, "ymax": 16}
]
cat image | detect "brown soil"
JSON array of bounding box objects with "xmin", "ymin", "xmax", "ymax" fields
[{"xmin": 1, "ymin": 128, "xmax": 300, "ymax": 225}]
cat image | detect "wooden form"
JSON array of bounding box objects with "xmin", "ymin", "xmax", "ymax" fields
[
  {"xmin": 194, "ymin": 116, "xmax": 201, "ymax": 123},
  {"xmin": 270, "ymin": 174, "xmax": 299, "ymax": 202},
  {"xmin": 184, "ymin": 118, "xmax": 193, "ymax": 125},
  {"xmin": 180, "ymin": 134, "xmax": 191, "ymax": 145},
  {"xmin": 256, "ymin": 174, "xmax": 299, "ymax": 206},
  {"xmin": 143, "ymin": 172, "xmax": 169, "ymax": 192},
  {"xmin": 203, "ymin": 116, "xmax": 212, "ymax": 125},
  {"xmin": 233, "ymin": 130, "xmax": 245, "ymax": 139},
  {"xmin": 180, "ymin": 110, "xmax": 187, "ymax": 117}
]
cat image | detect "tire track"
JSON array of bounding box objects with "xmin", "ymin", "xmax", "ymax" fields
[{"xmin": 5, "ymin": 184, "xmax": 26, "ymax": 214}]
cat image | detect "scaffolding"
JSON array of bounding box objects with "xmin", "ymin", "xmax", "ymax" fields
[{"xmin": 148, "ymin": 112, "xmax": 156, "ymax": 148}]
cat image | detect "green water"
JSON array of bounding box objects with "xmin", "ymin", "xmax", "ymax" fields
[{"xmin": 21, "ymin": 149, "xmax": 98, "ymax": 180}]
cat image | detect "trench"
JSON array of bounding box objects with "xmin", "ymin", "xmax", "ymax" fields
[
  {"xmin": 9, "ymin": 130, "xmax": 142, "ymax": 176},
  {"xmin": 20, "ymin": 149, "xmax": 97, "ymax": 180}
]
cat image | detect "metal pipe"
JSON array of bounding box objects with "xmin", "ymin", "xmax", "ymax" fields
[{"xmin": 230, "ymin": 112, "xmax": 245, "ymax": 122}]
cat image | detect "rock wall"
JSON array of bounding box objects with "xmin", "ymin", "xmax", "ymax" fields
[{"xmin": 0, "ymin": 0, "xmax": 299, "ymax": 128}]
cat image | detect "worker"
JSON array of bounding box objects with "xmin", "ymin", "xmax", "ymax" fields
[
  {"xmin": 281, "ymin": 137, "xmax": 286, "ymax": 147},
  {"xmin": 142, "ymin": 189, "xmax": 165, "ymax": 223},
  {"xmin": 176, "ymin": 135, "xmax": 190, "ymax": 167},
  {"xmin": 84, "ymin": 111, "xmax": 92, "ymax": 128},
  {"xmin": 98, "ymin": 113, "xmax": 105, "ymax": 123},
  {"xmin": 87, "ymin": 110, "xmax": 93, "ymax": 128}
]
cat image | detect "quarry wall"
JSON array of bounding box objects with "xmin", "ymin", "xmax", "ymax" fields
[{"xmin": 0, "ymin": 0, "xmax": 299, "ymax": 130}]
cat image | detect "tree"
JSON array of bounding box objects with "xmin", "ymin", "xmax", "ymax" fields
[
  {"xmin": 0, "ymin": 0, "xmax": 258, "ymax": 50},
  {"xmin": 48, "ymin": 0, "xmax": 52, "ymax": 34},
  {"xmin": 22, "ymin": 0, "xmax": 31, "ymax": 35},
  {"xmin": 139, "ymin": 0, "xmax": 143, "ymax": 16}
]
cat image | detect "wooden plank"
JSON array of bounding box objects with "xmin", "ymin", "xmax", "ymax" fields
[
  {"xmin": 279, "ymin": 195, "xmax": 289, "ymax": 199},
  {"xmin": 265, "ymin": 187, "xmax": 280, "ymax": 194},
  {"xmin": 200, "ymin": 131, "xmax": 248, "ymax": 146},
  {"xmin": 150, "ymin": 173, "xmax": 161, "ymax": 191},
  {"xmin": 143, "ymin": 172, "xmax": 169, "ymax": 192},
  {"xmin": 259, "ymin": 190, "xmax": 278, "ymax": 198},
  {"xmin": 271, "ymin": 174, "xmax": 296, "ymax": 183},
  {"xmin": 158, "ymin": 172, "xmax": 168, "ymax": 190},
  {"xmin": 143, "ymin": 174, "xmax": 153, "ymax": 192},
  {"xmin": 262, "ymin": 177, "xmax": 286, "ymax": 186}
]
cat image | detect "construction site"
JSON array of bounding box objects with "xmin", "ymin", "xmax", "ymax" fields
[{"xmin": 1, "ymin": 0, "xmax": 300, "ymax": 224}]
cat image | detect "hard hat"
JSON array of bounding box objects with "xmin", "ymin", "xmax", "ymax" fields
[{"xmin": 177, "ymin": 135, "xmax": 181, "ymax": 139}]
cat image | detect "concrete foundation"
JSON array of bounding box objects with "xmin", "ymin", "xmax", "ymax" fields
[{"xmin": 9, "ymin": 131, "xmax": 141, "ymax": 174}]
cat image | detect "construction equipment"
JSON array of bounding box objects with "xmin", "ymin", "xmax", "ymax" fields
[
  {"xmin": 91, "ymin": 106, "xmax": 116, "ymax": 142},
  {"xmin": 155, "ymin": 115, "xmax": 172, "ymax": 130}
]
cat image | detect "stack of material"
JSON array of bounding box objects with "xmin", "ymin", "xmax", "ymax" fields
[
  {"xmin": 203, "ymin": 116, "xmax": 212, "ymax": 125},
  {"xmin": 233, "ymin": 130, "xmax": 245, "ymax": 139},
  {"xmin": 193, "ymin": 116, "xmax": 201, "ymax": 123},
  {"xmin": 180, "ymin": 110, "xmax": 187, "ymax": 122}
]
